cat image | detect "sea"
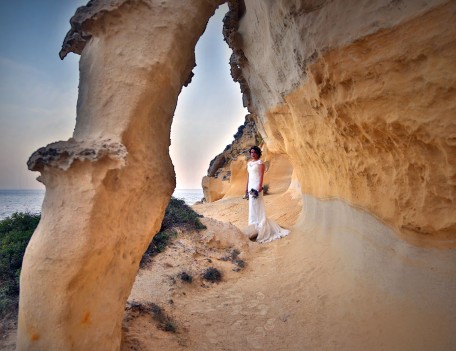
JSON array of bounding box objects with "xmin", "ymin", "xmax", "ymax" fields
[{"xmin": 0, "ymin": 188, "xmax": 204, "ymax": 220}]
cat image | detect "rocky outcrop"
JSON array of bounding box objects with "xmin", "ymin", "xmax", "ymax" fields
[
  {"xmin": 17, "ymin": 1, "xmax": 223, "ymax": 350},
  {"xmin": 202, "ymin": 114, "xmax": 258, "ymax": 202},
  {"xmin": 207, "ymin": 115, "xmax": 258, "ymax": 178},
  {"xmin": 224, "ymin": 0, "xmax": 456, "ymax": 246},
  {"xmin": 202, "ymin": 113, "xmax": 294, "ymax": 202}
]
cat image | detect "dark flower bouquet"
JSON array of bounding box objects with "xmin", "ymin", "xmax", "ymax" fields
[{"xmin": 249, "ymin": 188, "xmax": 259, "ymax": 199}]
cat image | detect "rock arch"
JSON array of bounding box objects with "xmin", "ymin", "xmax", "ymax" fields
[{"xmin": 17, "ymin": 0, "xmax": 456, "ymax": 349}]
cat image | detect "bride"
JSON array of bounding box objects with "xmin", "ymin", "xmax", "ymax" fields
[{"xmin": 245, "ymin": 146, "xmax": 290, "ymax": 243}]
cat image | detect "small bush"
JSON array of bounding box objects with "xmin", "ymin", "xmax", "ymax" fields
[
  {"xmin": 221, "ymin": 248, "xmax": 241, "ymax": 262},
  {"xmin": 202, "ymin": 267, "xmax": 222, "ymax": 283},
  {"xmin": 179, "ymin": 271, "xmax": 193, "ymax": 283},
  {"xmin": 262, "ymin": 184, "xmax": 269, "ymax": 195},
  {"xmin": 230, "ymin": 249, "xmax": 240, "ymax": 259},
  {"xmin": 0, "ymin": 212, "xmax": 40, "ymax": 317},
  {"xmin": 234, "ymin": 259, "xmax": 245, "ymax": 268}
]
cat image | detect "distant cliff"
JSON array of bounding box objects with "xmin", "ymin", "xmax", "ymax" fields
[
  {"xmin": 202, "ymin": 114, "xmax": 259, "ymax": 202},
  {"xmin": 202, "ymin": 114, "xmax": 295, "ymax": 202}
]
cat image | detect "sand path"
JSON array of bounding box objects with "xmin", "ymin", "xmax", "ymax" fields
[{"xmin": 123, "ymin": 191, "xmax": 456, "ymax": 351}]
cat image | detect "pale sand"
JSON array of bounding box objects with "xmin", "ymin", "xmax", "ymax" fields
[{"xmin": 122, "ymin": 191, "xmax": 456, "ymax": 350}]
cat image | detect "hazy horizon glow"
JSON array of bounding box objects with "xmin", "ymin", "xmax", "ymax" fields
[
  {"xmin": 0, "ymin": 2, "xmax": 246, "ymax": 190},
  {"xmin": 171, "ymin": 5, "xmax": 247, "ymax": 189}
]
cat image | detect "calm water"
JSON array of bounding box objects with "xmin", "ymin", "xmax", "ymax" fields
[
  {"xmin": 0, "ymin": 188, "xmax": 204, "ymax": 220},
  {"xmin": 0, "ymin": 189, "xmax": 45, "ymax": 220}
]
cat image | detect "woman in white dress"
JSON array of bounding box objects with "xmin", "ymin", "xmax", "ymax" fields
[{"xmin": 245, "ymin": 146, "xmax": 290, "ymax": 243}]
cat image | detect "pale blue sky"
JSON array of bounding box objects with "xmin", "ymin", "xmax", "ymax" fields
[{"xmin": 0, "ymin": 1, "xmax": 246, "ymax": 189}]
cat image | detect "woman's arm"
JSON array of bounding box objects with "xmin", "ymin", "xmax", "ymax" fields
[{"xmin": 258, "ymin": 163, "xmax": 265, "ymax": 192}]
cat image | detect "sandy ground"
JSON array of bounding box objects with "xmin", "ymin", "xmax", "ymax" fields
[
  {"xmin": 121, "ymin": 191, "xmax": 301, "ymax": 351},
  {"xmin": 3, "ymin": 191, "xmax": 455, "ymax": 350},
  {"xmin": 122, "ymin": 191, "xmax": 456, "ymax": 351}
]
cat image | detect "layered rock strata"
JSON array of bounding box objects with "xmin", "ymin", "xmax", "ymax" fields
[
  {"xmin": 224, "ymin": 0, "xmax": 456, "ymax": 246},
  {"xmin": 17, "ymin": 1, "xmax": 223, "ymax": 350}
]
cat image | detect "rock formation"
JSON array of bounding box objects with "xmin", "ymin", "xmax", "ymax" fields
[
  {"xmin": 17, "ymin": 0, "xmax": 456, "ymax": 350},
  {"xmin": 18, "ymin": 1, "xmax": 223, "ymax": 350},
  {"xmin": 223, "ymin": 0, "xmax": 456, "ymax": 246}
]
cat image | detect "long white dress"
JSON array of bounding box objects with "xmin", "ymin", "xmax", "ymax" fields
[{"xmin": 247, "ymin": 159, "xmax": 290, "ymax": 243}]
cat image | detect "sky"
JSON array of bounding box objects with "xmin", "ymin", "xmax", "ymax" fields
[{"xmin": 0, "ymin": 1, "xmax": 246, "ymax": 190}]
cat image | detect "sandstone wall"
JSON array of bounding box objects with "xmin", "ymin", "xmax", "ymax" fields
[
  {"xmin": 18, "ymin": 1, "xmax": 222, "ymax": 350},
  {"xmin": 227, "ymin": 0, "xmax": 456, "ymax": 246}
]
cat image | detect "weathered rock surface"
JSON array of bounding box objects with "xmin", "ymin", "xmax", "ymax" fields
[
  {"xmin": 224, "ymin": 0, "xmax": 456, "ymax": 246},
  {"xmin": 17, "ymin": 1, "xmax": 223, "ymax": 350}
]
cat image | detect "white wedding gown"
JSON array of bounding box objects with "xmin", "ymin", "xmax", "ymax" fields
[{"xmin": 247, "ymin": 159, "xmax": 290, "ymax": 243}]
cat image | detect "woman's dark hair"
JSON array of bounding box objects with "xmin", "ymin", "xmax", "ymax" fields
[{"xmin": 250, "ymin": 146, "xmax": 262, "ymax": 158}]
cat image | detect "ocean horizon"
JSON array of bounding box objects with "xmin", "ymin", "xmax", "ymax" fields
[{"xmin": 0, "ymin": 188, "xmax": 204, "ymax": 220}]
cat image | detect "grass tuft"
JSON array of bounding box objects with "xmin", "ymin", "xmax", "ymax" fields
[
  {"xmin": 234, "ymin": 259, "xmax": 245, "ymax": 268},
  {"xmin": 202, "ymin": 267, "xmax": 222, "ymax": 283}
]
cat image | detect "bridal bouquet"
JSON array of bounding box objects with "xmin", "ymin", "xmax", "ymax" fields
[{"xmin": 249, "ymin": 188, "xmax": 259, "ymax": 199}]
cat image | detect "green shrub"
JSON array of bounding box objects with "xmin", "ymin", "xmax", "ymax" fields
[
  {"xmin": 262, "ymin": 184, "xmax": 269, "ymax": 195},
  {"xmin": 141, "ymin": 197, "xmax": 206, "ymax": 267},
  {"xmin": 142, "ymin": 229, "xmax": 177, "ymax": 261},
  {"xmin": 0, "ymin": 212, "xmax": 40, "ymax": 317},
  {"xmin": 160, "ymin": 197, "xmax": 206, "ymax": 231}
]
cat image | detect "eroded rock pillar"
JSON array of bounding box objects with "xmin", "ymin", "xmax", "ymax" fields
[{"xmin": 17, "ymin": 1, "xmax": 223, "ymax": 350}]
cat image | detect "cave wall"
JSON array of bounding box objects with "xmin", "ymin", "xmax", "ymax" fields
[
  {"xmin": 226, "ymin": 0, "xmax": 456, "ymax": 246},
  {"xmin": 17, "ymin": 1, "xmax": 222, "ymax": 350}
]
